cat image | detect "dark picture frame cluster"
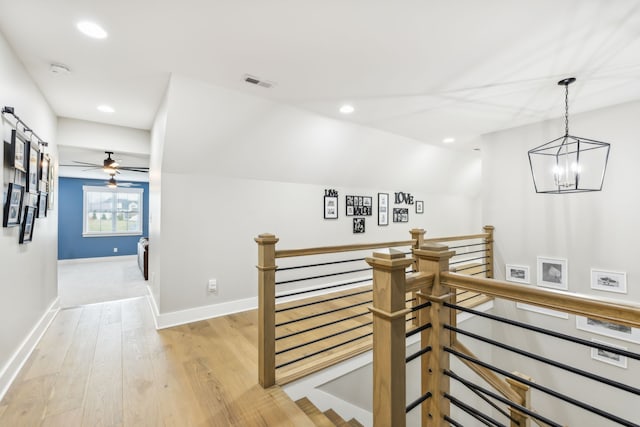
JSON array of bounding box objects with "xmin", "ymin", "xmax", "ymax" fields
[{"xmin": 3, "ymin": 128, "xmax": 53, "ymax": 244}]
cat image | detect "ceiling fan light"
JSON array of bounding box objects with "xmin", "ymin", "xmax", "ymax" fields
[{"xmin": 107, "ymin": 177, "xmax": 117, "ymax": 188}]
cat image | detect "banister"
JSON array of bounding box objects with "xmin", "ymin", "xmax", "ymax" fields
[
  {"xmin": 405, "ymin": 271, "xmax": 435, "ymax": 292},
  {"xmin": 423, "ymin": 233, "xmax": 489, "ymax": 243},
  {"xmin": 275, "ymin": 239, "xmax": 415, "ymax": 258},
  {"xmin": 442, "ymin": 272, "xmax": 640, "ymax": 328}
]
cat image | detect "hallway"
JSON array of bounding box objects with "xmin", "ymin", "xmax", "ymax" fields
[{"xmin": 0, "ymin": 297, "xmax": 312, "ymax": 426}]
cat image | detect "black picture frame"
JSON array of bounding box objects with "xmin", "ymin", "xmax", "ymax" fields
[
  {"xmin": 26, "ymin": 140, "xmax": 40, "ymax": 194},
  {"xmin": 10, "ymin": 129, "xmax": 27, "ymax": 172},
  {"xmin": 37, "ymin": 192, "xmax": 48, "ymax": 218},
  {"xmin": 415, "ymin": 200, "xmax": 424, "ymax": 214},
  {"xmin": 345, "ymin": 195, "xmax": 372, "ymax": 216},
  {"xmin": 378, "ymin": 193, "xmax": 389, "ymax": 226},
  {"xmin": 324, "ymin": 195, "xmax": 338, "ymax": 219},
  {"xmin": 353, "ymin": 217, "xmax": 365, "ymax": 233},
  {"xmin": 3, "ymin": 182, "xmax": 24, "ymax": 227},
  {"xmin": 19, "ymin": 206, "xmax": 36, "ymax": 244},
  {"xmin": 393, "ymin": 208, "xmax": 409, "ymax": 223},
  {"xmin": 40, "ymin": 153, "xmax": 50, "ymax": 192}
]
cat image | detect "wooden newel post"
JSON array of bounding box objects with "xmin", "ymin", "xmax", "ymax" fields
[
  {"xmin": 413, "ymin": 243, "xmax": 455, "ymax": 426},
  {"xmin": 409, "ymin": 228, "xmax": 426, "ymax": 325},
  {"xmin": 506, "ymin": 372, "xmax": 532, "ymax": 427},
  {"xmin": 255, "ymin": 233, "xmax": 279, "ymax": 388},
  {"xmin": 366, "ymin": 249, "xmax": 414, "ymax": 427},
  {"xmin": 483, "ymin": 225, "xmax": 495, "ymax": 278}
]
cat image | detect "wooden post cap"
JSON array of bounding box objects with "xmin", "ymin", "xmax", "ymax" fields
[
  {"xmin": 255, "ymin": 234, "xmax": 279, "ymax": 244},
  {"xmin": 371, "ymin": 247, "xmax": 406, "ymax": 259}
]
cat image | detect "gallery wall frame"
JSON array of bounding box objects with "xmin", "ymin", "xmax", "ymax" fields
[
  {"xmin": 345, "ymin": 195, "xmax": 372, "ymax": 216},
  {"xmin": 37, "ymin": 192, "xmax": 48, "ymax": 218},
  {"xmin": 415, "ymin": 200, "xmax": 424, "ymax": 214},
  {"xmin": 378, "ymin": 193, "xmax": 388, "ymax": 226},
  {"xmin": 576, "ymin": 316, "xmax": 640, "ymax": 344},
  {"xmin": 590, "ymin": 338, "xmax": 627, "ymax": 369},
  {"xmin": 10, "ymin": 129, "xmax": 27, "ymax": 172},
  {"xmin": 353, "ymin": 217, "xmax": 365, "ymax": 233},
  {"xmin": 324, "ymin": 195, "xmax": 338, "ymax": 219},
  {"xmin": 19, "ymin": 206, "xmax": 36, "ymax": 244},
  {"xmin": 3, "ymin": 182, "xmax": 24, "ymax": 227},
  {"xmin": 26, "ymin": 140, "xmax": 40, "ymax": 194},
  {"xmin": 590, "ymin": 269, "xmax": 627, "ymax": 294},
  {"xmin": 537, "ymin": 256, "xmax": 568, "ymax": 290},
  {"xmin": 505, "ymin": 264, "xmax": 530, "ymax": 284},
  {"xmin": 393, "ymin": 207, "xmax": 408, "ymax": 223}
]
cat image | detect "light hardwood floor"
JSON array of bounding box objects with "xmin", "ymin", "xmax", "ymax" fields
[{"xmin": 0, "ymin": 297, "xmax": 314, "ymax": 427}]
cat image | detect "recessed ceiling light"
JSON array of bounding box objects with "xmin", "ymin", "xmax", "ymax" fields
[
  {"xmin": 76, "ymin": 21, "xmax": 108, "ymax": 39},
  {"xmin": 97, "ymin": 105, "xmax": 115, "ymax": 113},
  {"xmin": 339, "ymin": 104, "xmax": 355, "ymax": 114},
  {"xmin": 442, "ymin": 137, "xmax": 455, "ymax": 144}
]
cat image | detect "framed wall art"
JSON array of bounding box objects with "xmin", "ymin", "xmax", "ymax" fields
[
  {"xmin": 505, "ymin": 264, "xmax": 530, "ymax": 284},
  {"xmin": 19, "ymin": 206, "xmax": 36, "ymax": 244},
  {"xmin": 11, "ymin": 129, "xmax": 27, "ymax": 172},
  {"xmin": 537, "ymin": 256, "xmax": 568, "ymax": 290},
  {"xmin": 378, "ymin": 193, "xmax": 388, "ymax": 226},
  {"xmin": 591, "ymin": 339, "xmax": 627, "ymax": 369},
  {"xmin": 324, "ymin": 195, "xmax": 338, "ymax": 219},
  {"xmin": 576, "ymin": 316, "xmax": 640, "ymax": 344},
  {"xmin": 591, "ymin": 269, "xmax": 627, "ymax": 294},
  {"xmin": 37, "ymin": 192, "xmax": 48, "ymax": 218},
  {"xmin": 353, "ymin": 217, "xmax": 365, "ymax": 234},
  {"xmin": 393, "ymin": 208, "xmax": 408, "ymax": 223},
  {"xmin": 3, "ymin": 183, "xmax": 24, "ymax": 227},
  {"xmin": 26, "ymin": 140, "xmax": 40, "ymax": 194},
  {"xmin": 415, "ymin": 200, "xmax": 424, "ymax": 214},
  {"xmin": 40, "ymin": 153, "xmax": 50, "ymax": 192},
  {"xmin": 346, "ymin": 195, "xmax": 372, "ymax": 216}
]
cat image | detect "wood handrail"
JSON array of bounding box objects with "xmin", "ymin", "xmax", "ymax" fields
[
  {"xmin": 405, "ymin": 271, "xmax": 435, "ymax": 292},
  {"xmin": 442, "ymin": 272, "xmax": 640, "ymax": 328},
  {"xmin": 275, "ymin": 240, "xmax": 415, "ymax": 258},
  {"xmin": 423, "ymin": 233, "xmax": 489, "ymax": 243}
]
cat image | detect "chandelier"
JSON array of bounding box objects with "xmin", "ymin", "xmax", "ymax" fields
[{"xmin": 528, "ymin": 77, "xmax": 610, "ymax": 194}]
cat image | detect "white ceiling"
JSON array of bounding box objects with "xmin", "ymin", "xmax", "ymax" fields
[{"xmin": 1, "ymin": 0, "xmax": 640, "ymax": 151}]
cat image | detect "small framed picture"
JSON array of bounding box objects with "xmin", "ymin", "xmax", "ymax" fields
[
  {"xmin": 11, "ymin": 129, "xmax": 27, "ymax": 172},
  {"xmin": 353, "ymin": 217, "xmax": 365, "ymax": 234},
  {"xmin": 576, "ymin": 316, "xmax": 640, "ymax": 344},
  {"xmin": 591, "ymin": 339, "xmax": 627, "ymax": 369},
  {"xmin": 19, "ymin": 206, "xmax": 36, "ymax": 244},
  {"xmin": 537, "ymin": 256, "xmax": 568, "ymax": 290},
  {"xmin": 505, "ymin": 264, "xmax": 530, "ymax": 284},
  {"xmin": 415, "ymin": 200, "xmax": 424, "ymax": 214},
  {"xmin": 3, "ymin": 183, "xmax": 24, "ymax": 227},
  {"xmin": 26, "ymin": 140, "xmax": 40, "ymax": 194},
  {"xmin": 37, "ymin": 192, "xmax": 48, "ymax": 218},
  {"xmin": 591, "ymin": 269, "xmax": 626, "ymax": 294},
  {"xmin": 393, "ymin": 208, "xmax": 409, "ymax": 223},
  {"xmin": 378, "ymin": 193, "xmax": 389, "ymax": 226},
  {"xmin": 324, "ymin": 195, "xmax": 338, "ymax": 219}
]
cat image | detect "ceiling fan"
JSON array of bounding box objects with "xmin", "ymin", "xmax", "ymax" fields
[{"xmin": 62, "ymin": 151, "xmax": 149, "ymax": 175}]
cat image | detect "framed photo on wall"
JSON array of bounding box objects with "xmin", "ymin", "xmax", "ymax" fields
[
  {"xmin": 536, "ymin": 256, "xmax": 568, "ymax": 290},
  {"xmin": 505, "ymin": 264, "xmax": 530, "ymax": 284},
  {"xmin": 324, "ymin": 195, "xmax": 338, "ymax": 219},
  {"xmin": 37, "ymin": 192, "xmax": 48, "ymax": 218},
  {"xmin": 19, "ymin": 206, "xmax": 36, "ymax": 244},
  {"xmin": 591, "ymin": 339, "xmax": 627, "ymax": 369},
  {"xmin": 3, "ymin": 183, "xmax": 24, "ymax": 227},
  {"xmin": 393, "ymin": 208, "xmax": 409, "ymax": 223},
  {"xmin": 353, "ymin": 217, "xmax": 365, "ymax": 233},
  {"xmin": 26, "ymin": 140, "xmax": 40, "ymax": 194},
  {"xmin": 378, "ymin": 193, "xmax": 388, "ymax": 226},
  {"xmin": 591, "ymin": 269, "xmax": 627, "ymax": 294},
  {"xmin": 415, "ymin": 200, "xmax": 424, "ymax": 214},
  {"xmin": 576, "ymin": 316, "xmax": 640, "ymax": 344},
  {"xmin": 11, "ymin": 129, "xmax": 27, "ymax": 172}
]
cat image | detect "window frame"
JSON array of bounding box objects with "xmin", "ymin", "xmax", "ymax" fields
[{"xmin": 82, "ymin": 185, "xmax": 144, "ymax": 237}]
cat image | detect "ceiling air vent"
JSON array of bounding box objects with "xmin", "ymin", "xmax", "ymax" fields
[{"xmin": 243, "ymin": 74, "xmax": 275, "ymax": 89}]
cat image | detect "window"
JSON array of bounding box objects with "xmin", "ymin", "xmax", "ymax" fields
[{"xmin": 83, "ymin": 186, "xmax": 144, "ymax": 236}]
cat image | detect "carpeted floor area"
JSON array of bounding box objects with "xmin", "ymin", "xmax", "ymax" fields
[{"xmin": 58, "ymin": 256, "xmax": 149, "ymax": 308}]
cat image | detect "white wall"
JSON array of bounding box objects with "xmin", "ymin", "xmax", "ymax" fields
[
  {"xmin": 57, "ymin": 117, "xmax": 149, "ymax": 155},
  {"xmin": 0, "ymin": 31, "xmax": 58, "ymax": 396},
  {"xmin": 150, "ymin": 74, "xmax": 482, "ymax": 317},
  {"xmin": 482, "ymin": 100, "xmax": 640, "ymax": 425}
]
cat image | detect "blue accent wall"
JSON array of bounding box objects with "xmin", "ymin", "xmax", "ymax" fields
[{"xmin": 58, "ymin": 177, "xmax": 149, "ymax": 260}]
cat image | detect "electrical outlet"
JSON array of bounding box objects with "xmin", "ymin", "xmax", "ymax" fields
[
  {"xmin": 208, "ymin": 279, "xmax": 218, "ymax": 294},
  {"xmin": 113, "ymin": 247, "xmax": 118, "ymax": 253}
]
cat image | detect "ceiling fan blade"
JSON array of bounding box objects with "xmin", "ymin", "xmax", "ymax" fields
[
  {"xmin": 72, "ymin": 160, "xmax": 102, "ymax": 166},
  {"xmin": 118, "ymin": 167, "xmax": 149, "ymax": 173},
  {"xmin": 60, "ymin": 163, "xmax": 102, "ymax": 168}
]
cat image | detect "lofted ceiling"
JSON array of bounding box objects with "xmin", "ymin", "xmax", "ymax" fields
[{"xmin": 1, "ymin": 0, "xmax": 640, "ymax": 154}]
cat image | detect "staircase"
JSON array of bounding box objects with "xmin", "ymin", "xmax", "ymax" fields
[{"xmin": 295, "ymin": 397, "xmax": 364, "ymax": 427}]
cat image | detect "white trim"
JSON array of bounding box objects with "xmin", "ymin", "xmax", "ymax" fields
[
  {"xmin": 146, "ymin": 295, "xmax": 258, "ymax": 330},
  {"xmin": 82, "ymin": 185, "xmax": 144, "ymax": 236},
  {"xmin": 0, "ymin": 297, "xmax": 60, "ymax": 401},
  {"xmin": 58, "ymin": 255, "xmax": 137, "ymax": 264}
]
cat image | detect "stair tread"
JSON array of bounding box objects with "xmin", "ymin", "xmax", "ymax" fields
[
  {"xmin": 324, "ymin": 408, "xmax": 349, "ymax": 426},
  {"xmin": 295, "ymin": 397, "xmax": 336, "ymax": 427}
]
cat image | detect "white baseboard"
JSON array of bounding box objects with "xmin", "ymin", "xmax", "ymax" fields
[
  {"xmin": 58, "ymin": 255, "xmax": 137, "ymax": 264},
  {"xmin": 145, "ymin": 293, "xmax": 258, "ymax": 330},
  {"xmin": 0, "ymin": 297, "xmax": 60, "ymax": 401}
]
